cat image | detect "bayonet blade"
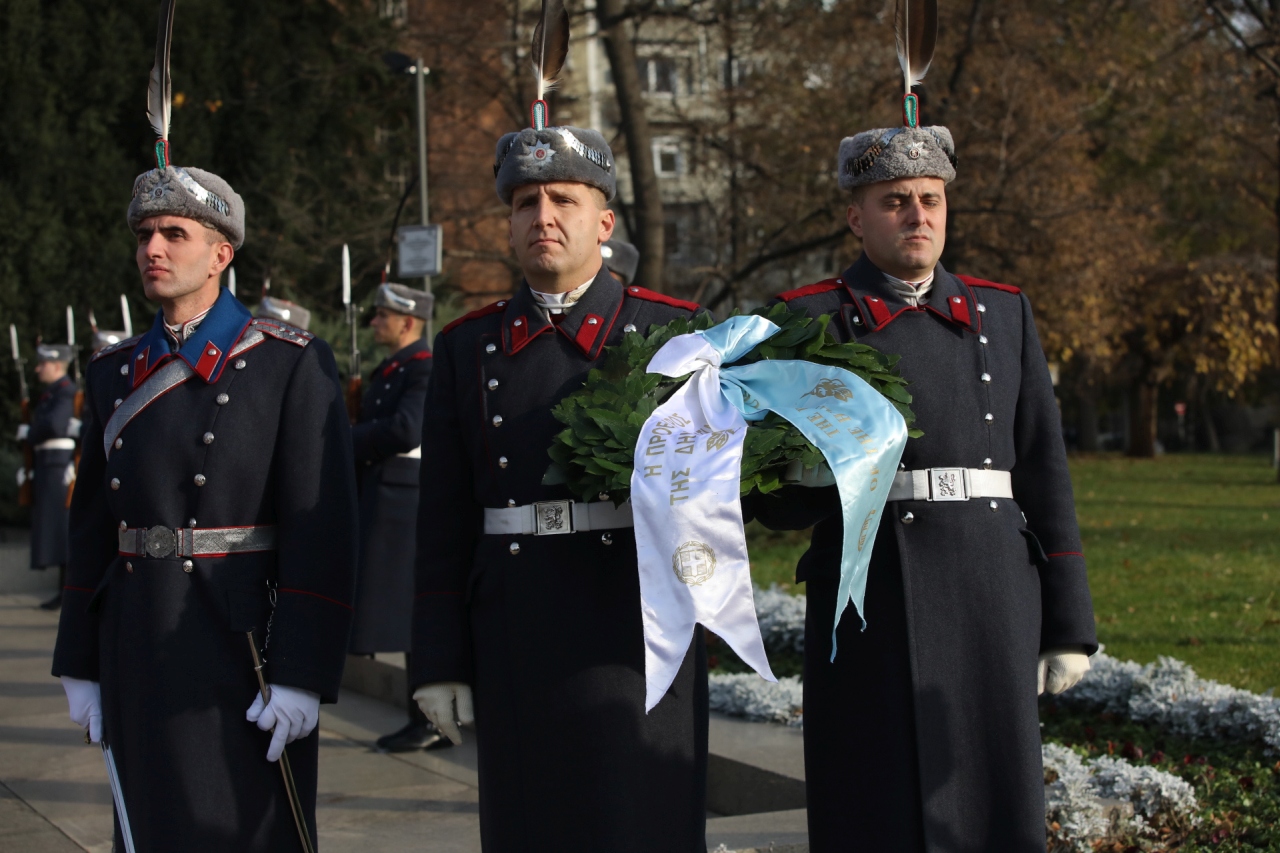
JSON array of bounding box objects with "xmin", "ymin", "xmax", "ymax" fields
[
  {"xmin": 121, "ymin": 294, "xmax": 133, "ymax": 338},
  {"xmin": 342, "ymin": 244, "xmax": 351, "ymax": 306},
  {"xmin": 66, "ymin": 306, "xmax": 75, "ymax": 346},
  {"xmin": 9, "ymin": 324, "xmax": 18, "ymax": 362}
]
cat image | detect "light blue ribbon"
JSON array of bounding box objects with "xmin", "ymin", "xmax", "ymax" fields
[{"xmin": 689, "ymin": 315, "xmax": 909, "ymax": 657}]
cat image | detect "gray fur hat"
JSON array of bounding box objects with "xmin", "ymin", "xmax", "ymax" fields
[
  {"xmin": 255, "ymin": 296, "xmax": 311, "ymax": 330},
  {"xmin": 838, "ymin": 126, "xmax": 957, "ymax": 192},
  {"xmin": 35, "ymin": 344, "xmax": 74, "ymax": 364},
  {"xmin": 374, "ymin": 283, "xmax": 433, "ymax": 320},
  {"xmin": 494, "ymin": 127, "xmax": 616, "ymax": 205},
  {"xmin": 127, "ymin": 166, "xmax": 246, "ymax": 249},
  {"xmin": 601, "ymin": 240, "xmax": 639, "ymax": 285}
]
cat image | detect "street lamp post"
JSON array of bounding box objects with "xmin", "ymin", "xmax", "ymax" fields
[
  {"xmin": 384, "ymin": 52, "xmax": 435, "ymax": 339},
  {"xmin": 414, "ymin": 57, "xmax": 433, "ymax": 339}
]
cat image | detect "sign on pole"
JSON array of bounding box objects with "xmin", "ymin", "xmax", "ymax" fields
[{"xmin": 397, "ymin": 224, "xmax": 442, "ymax": 279}]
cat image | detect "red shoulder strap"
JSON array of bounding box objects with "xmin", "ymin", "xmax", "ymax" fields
[
  {"xmin": 623, "ymin": 285, "xmax": 700, "ymax": 312},
  {"xmin": 776, "ymin": 279, "xmax": 843, "ymax": 302},
  {"xmin": 957, "ymin": 274, "xmax": 1021, "ymax": 295},
  {"xmin": 440, "ymin": 300, "xmax": 507, "ymax": 336}
]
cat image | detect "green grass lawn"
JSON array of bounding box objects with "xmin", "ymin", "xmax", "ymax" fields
[{"xmin": 747, "ymin": 453, "xmax": 1280, "ymax": 694}]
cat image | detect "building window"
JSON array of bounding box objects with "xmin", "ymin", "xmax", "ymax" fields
[
  {"xmin": 636, "ymin": 56, "xmax": 682, "ymax": 95},
  {"xmin": 379, "ymin": 0, "xmax": 408, "ymax": 23},
  {"xmin": 653, "ymin": 137, "xmax": 683, "ymax": 177}
]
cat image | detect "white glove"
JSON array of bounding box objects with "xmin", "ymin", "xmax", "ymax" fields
[
  {"xmin": 16, "ymin": 424, "xmax": 29, "ymax": 441},
  {"xmin": 60, "ymin": 676, "xmax": 103, "ymax": 743},
  {"xmin": 67, "ymin": 417, "xmax": 82, "ymax": 439},
  {"xmin": 15, "ymin": 468, "xmax": 26, "ymax": 487},
  {"xmin": 62, "ymin": 462, "xmax": 76, "ymax": 487},
  {"xmin": 413, "ymin": 682, "xmax": 474, "ymax": 746},
  {"xmin": 246, "ymin": 685, "xmax": 321, "ymax": 762},
  {"xmin": 1038, "ymin": 651, "xmax": 1091, "ymax": 696}
]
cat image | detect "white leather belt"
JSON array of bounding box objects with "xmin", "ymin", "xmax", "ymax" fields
[
  {"xmin": 483, "ymin": 500, "xmax": 634, "ymax": 536},
  {"xmin": 35, "ymin": 438, "xmax": 76, "ymax": 451},
  {"xmin": 887, "ymin": 468, "xmax": 1012, "ymax": 502},
  {"xmin": 397, "ymin": 446, "xmax": 422, "ymax": 459},
  {"xmin": 119, "ymin": 525, "xmax": 278, "ymax": 558}
]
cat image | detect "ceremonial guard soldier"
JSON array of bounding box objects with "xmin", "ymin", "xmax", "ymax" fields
[
  {"xmin": 601, "ymin": 238, "xmax": 639, "ymax": 285},
  {"xmin": 349, "ymin": 282, "xmax": 446, "ymax": 752},
  {"xmin": 751, "ymin": 11, "xmax": 1097, "ymax": 850},
  {"xmin": 51, "ymin": 5, "xmax": 358, "ymax": 849},
  {"xmin": 410, "ymin": 16, "xmax": 710, "ymax": 848},
  {"xmin": 19, "ymin": 344, "xmax": 79, "ymax": 610}
]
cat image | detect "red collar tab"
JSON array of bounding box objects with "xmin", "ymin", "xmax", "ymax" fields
[
  {"xmin": 194, "ymin": 342, "xmax": 223, "ymax": 381},
  {"xmin": 574, "ymin": 313, "xmax": 607, "ymax": 353},
  {"xmin": 863, "ymin": 295, "xmax": 893, "ymax": 327},
  {"xmin": 131, "ymin": 345, "xmax": 158, "ymax": 388},
  {"xmin": 440, "ymin": 300, "xmax": 507, "ymax": 337},
  {"xmin": 944, "ymin": 294, "xmax": 971, "ymax": 326},
  {"xmin": 505, "ymin": 312, "xmax": 552, "ymax": 355},
  {"xmin": 381, "ymin": 349, "xmax": 432, "ymax": 378}
]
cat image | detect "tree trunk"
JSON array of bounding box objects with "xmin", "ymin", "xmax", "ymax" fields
[
  {"xmin": 595, "ymin": 0, "xmax": 665, "ymax": 292},
  {"xmin": 1127, "ymin": 381, "xmax": 1158, "ymax": 458},
  {"xmin": 1076, "ymin": 384, "xmax": 1099, "ymax": 452}
]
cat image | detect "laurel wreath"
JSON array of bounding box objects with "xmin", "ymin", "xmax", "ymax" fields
[{"xmin": 544, "ymin": 302, "xmax": 921, "ymax": 504}]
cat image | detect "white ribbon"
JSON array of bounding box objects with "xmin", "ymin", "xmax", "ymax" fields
[{"xmin": 632, "ymin": 318, "xmax": 779, "ymax": 712}]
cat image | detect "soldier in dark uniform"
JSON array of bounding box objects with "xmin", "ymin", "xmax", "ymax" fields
[
  {"xmin": 752, "ymin": 125, "xmax": 1097, "ymax": 851},
  {"xmin": 410, "ymin": 120, "xmax": 711, "ymax": 852},
  {"xmin": 51, "ymin": 155, "xmax": 358, "ymax": 850},
  {"xmin": 18, "ymin": 344, "xmax": 79, "ymax": 610},
  {"xmin": 348, "ymin": 282, "xmax": 447, "ymax": 752},
  {"xmin": 601, "ymin": 238, "xmax": 639, "ymax": 285}
]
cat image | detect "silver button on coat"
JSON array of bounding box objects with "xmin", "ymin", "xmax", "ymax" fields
[
  {"xmin": 498, "ymin": 456, "xmax": 508, "ymax": 468},
  {"xmin": 110, "ymin": 478, "xmax": 120, "ymax": 490},
  {"xmin": 203, "ymin": 432, "xmax": 215, "ymax": 445},
  {"xmin": 194, "ymin": 474, "xmax": 207, "ymax": 486},
  {"xmin": 216, "ymin": 393, "xmax": 229, "ymax": 405},
  {"xmin": 509, "ymin": 542, "xmax": 520, "ymax": 555},
  {"xmin": 488, "ymin": 379, "xmax": 499, "ymax": 390},
  {"xmin": 492, "ymin": 415, "xmax": 503, "ymax": 427}
]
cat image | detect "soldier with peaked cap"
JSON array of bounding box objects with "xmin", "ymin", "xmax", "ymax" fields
[
  {"xmin": 50, "ymin": 4, "xmax": 358, "ymax": 849},
  {"xmin": 601, "ymin": 238, "xmax": 639, "ymax": 285},
  {"xmin": 18, "ymin": 343, "xmax": 80, "ymax": 610},
  {"xmin": 749, "ymin": 18, "xmax": 1096, "ymax": 852},
  {"xmin": 348, "ymin": 282, "xmax": 449, "ymax": 752},
  {"xmin": 410, "ymin": 17, "xmax": 710, "ymax": 850}
]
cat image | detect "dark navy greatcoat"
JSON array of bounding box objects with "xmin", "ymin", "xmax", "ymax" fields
[
  {"xmin": 349, "ymin": 336, "xmax": 432, "ymax": 653},
  {"xmin": 752, "ymin": 254, "xmax": 1097, "ymax": 853},
  {"xmin": 51, "ymin": 287, "xmax": 359, "ymax": 852},
  {"xmin": 26, "ymin": 374, "xmax": 77, "ymax": 568},
  {"xmin": 411, "ymin": 268, "xmax": 710, "ymax": 853}
]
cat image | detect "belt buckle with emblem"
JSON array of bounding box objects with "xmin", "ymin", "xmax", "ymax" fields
[
  {"xmin": 534, "ymin": 500, "xmax": 573, "ymax": 535},
  {"xmin": 928, "ymin": 468, "xmax": 968, "ymax": 502},
  {"xmin": 145, "ymin": 525, "xmax": 177, "ymax": 558}
]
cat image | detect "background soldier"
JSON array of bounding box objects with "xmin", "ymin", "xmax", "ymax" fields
[
  {"xmin": 409, "ymin": 114, "xmax": 712, "ymax": 848},
  {"xmin": 600, "ymin": 238, "xmax": 639, "ymax": 285},
  {"xmin": 51, "ymin": 6, "xmax": 358, "ymax": 845},
  {"xmin": 18, "ymin": 344, "xmax": 79, "ymax": 610},
  {"xmin": 753, "ymin": 121, "xmax": 1097, "ymax": 850},
  {"xmin": 349, "ymin": 282, "xmax": 446, "ymax": 752}
]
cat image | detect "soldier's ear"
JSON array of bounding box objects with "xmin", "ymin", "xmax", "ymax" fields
[{"xmin": 846, "ymin": 205, "xmax": 864, "ymax": 239}]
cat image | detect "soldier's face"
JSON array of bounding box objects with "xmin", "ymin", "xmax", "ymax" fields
[
  {"xmin": 135, "ymin": 215, "xmax": 234, "ymax": 304},
  {"xmin": 508, "ymin": 183, "xmax": 615, "ymax": 290},
  {"xmin": 847, "ymin": 178, "xmax": 947, "ymax": 280},
  {"xmin": 370, "ymin": 307, "xmax": 415, "ymax": 346},
  {"xmin": 35, "ymin": 360, "xmax": 67, "ymax": 383}
]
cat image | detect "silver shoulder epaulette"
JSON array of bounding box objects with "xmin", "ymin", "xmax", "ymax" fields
[
  {"xmin": 89, "ymin": 334, "xmax": 143, "ymax": 363},
  {"xmin": 251, "ymin": 319, "xmax": 314, "ymax": 348}
]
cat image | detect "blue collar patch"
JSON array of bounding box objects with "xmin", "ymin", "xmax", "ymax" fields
[{"xmin": 131, "ymin": 288, "xmax": 252, "ymax": 387}]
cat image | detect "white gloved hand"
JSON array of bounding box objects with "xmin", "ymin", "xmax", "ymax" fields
[
  {"xmin": 67, "ymin": 417, "xmax": 82, "ymax": 439},
  {"xmin": 16, "ymin": 424, "xmax": 29, "ymax": 441},
  {"xmin": 60, "ymin": 676, "xmax": 103, "ymax": 743},
  {"xmin": 1038, "ymin": 651, "xmax": 1091, "ymax": 696},
  {"xmin": 413, "ymin": 682, "xmax": 474, "ymax": 746},
  {"xmin": 15, "ymin": 468, "xmax": 26, "ymax": 487},
  {"xmin": 246, "ymin": 685, "xmax": 321, "ymax": 762},
  {"xmin": 62, "ymin": 462, "xmax": 76, "ymax": 487}
]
